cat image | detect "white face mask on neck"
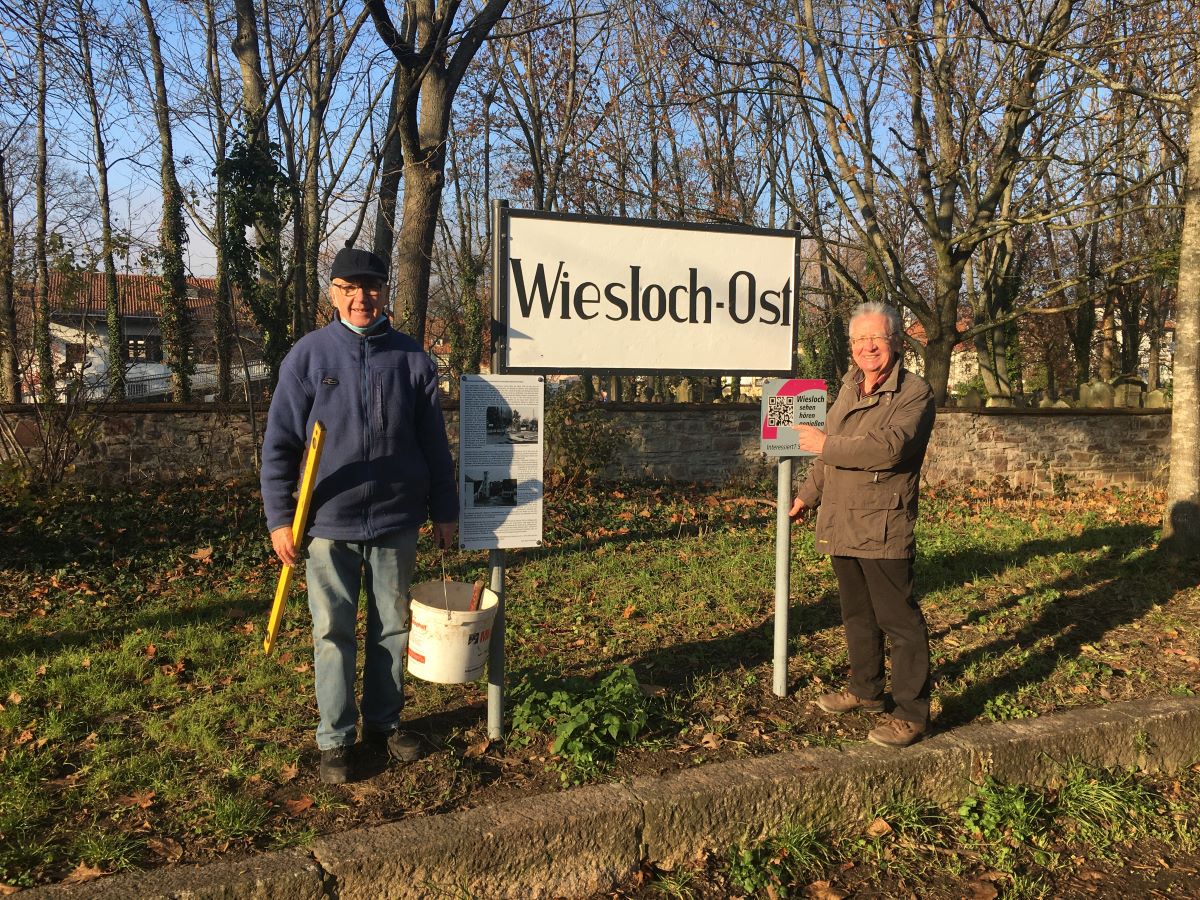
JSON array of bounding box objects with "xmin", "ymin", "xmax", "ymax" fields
[{"xmin": 340, "ymin": 314, "xmax": 386, "ymax": 335}]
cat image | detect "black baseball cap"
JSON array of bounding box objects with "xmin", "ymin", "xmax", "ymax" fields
[{"xmin": 330, "ymin": 246, "xmax": 388, "ymax": 281}]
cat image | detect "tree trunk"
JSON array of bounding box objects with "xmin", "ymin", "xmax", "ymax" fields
[
  {"xmin": 920, "ymin": 269, "xmax": 966, "ymax": 406},
  {"xmin": 1163, "ymin": 97, "xmax": 1200, "ymax": 549},
  {"xmin": 204, "ymin": 0, "xmax": 233, "ymax": 403},
  {"xmin": 75, "ymin": 0, "xmax": 123, "ymax": 399},
  {"xmin": 920, "ymin": 335, "xmax": 954, "ymax": 407},
  {"xmin": 140, "ymin": 0, "xmax": 192, "ymax": 402},
  {"xmin": 372, "ymin": 71, "xmax": 405, "ymax": 264},
  {"xmin": 33, "ymin": 4, "xmax": 54, "ymax": 403},
  {"xmin": 393, "ymin": 150, "xmax": 444, "ymax": 346},
  {"xmin": 975, "ymin": 328, "xmax": 1012, "ymax": 399},
  {"xmin": 368, "ymin": 0, "xmax": 510, "ymax": 347},
  {"xmin": 228, "ymin": 0, "xmax": 290, "ymax": 386},
  {"xmin": 232, "ymin": 0, "xmax": 267, "ymax": 135},
  {"xmin": 1147, "ymin": 331, "xmax": 1160, "ymax": 392},
  {"xmin": 0, "ymin": 153, "xmax": 17, "ymax": 402},
  {"xmin": 1097, "ymin": 297, "xmax": 1116, "ymax": 382}
]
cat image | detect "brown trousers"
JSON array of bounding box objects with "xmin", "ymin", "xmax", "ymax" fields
[{"xmin": 831, "ymin": 555, "xmax": 931, "ymax": 726}]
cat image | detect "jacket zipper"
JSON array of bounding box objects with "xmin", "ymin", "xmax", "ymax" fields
[{"xmin": 361, "ymin": 337, "xmax": 371, "ymax": 534}]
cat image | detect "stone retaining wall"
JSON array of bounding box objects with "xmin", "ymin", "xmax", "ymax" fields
[
  {"xmin": 921, "ymin": 407, "xmax": 1170, "ymax": 491},
  {"xmin": 0, "ymin": 403, "xmax": 1171, "ymax": 492}
]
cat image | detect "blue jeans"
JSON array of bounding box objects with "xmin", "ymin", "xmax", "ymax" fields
[{"xmin": 305, "ymin": 529, "xmax": 419, "ymax": 750}]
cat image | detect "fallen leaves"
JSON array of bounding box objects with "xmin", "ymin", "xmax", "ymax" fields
[
  {"xmin": 61, "ymin": 862, "xmax": 108, "ymax": 884},
  {"xmin": 146, "ymin": 836, "xmax": 183, "ymax": 862},
  {"xmin": 464, "ymin": 738, "xmax": 491, "ymax": 759},
  {"xmin": 966, "ymin": 879, "xmax": 1000, "ymax": 899},
  {"xmin": 115, "ymin": 790, "xmax": 157, "ymax": 810},
  {"xmin": 865, "ymin": 817, "xmax": 893, "ymax": 838},
  {"xmin": 282, "ymin": 795, "xmax": 314, "ymax": 816},
  {"xmin": 14, "ymin": 728, "xmax": 44, "ymax": 749},
  {"xmin": 804, "ymin": 880, "xmax": 848, "ymax": 899}
]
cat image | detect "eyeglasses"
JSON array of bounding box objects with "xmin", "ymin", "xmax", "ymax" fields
[
  {"xmin": 849, "ymin": 333, "xmax": 892, "ymax": 346},
  {"xmin": 332, "ymin": 281, "xmax": 384, "ymax": 297}
]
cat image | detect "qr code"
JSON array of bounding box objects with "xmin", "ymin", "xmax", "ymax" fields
[{"xmin": 767, "ymin": 396, "xmax": 795, "ymax": 428}]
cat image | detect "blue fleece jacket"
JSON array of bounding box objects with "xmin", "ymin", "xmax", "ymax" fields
[{"xmin": 260, "ymin": 319, "xmax": 458, "ymax": 540}]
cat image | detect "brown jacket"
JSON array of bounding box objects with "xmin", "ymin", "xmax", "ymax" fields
[{"xmin": 795, "ymin": 363, "xmax": 935, "ymax": 559}]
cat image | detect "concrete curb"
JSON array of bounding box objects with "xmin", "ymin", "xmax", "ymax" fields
[{"xmin": 28, "ymin": 696, "xmax": 1200, "ymax": 899}]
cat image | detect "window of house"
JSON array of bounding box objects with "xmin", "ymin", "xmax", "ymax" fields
[
  {"xmin": 65, "ymin": 343, "xmax": 85, "ymax": 365},
  {"xmin": 125, "ymin": 335, "xmax": 163, "ymax": 362}
]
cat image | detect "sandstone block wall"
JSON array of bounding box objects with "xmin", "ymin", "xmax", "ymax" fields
[
  {"xmin": 921, "ymin": 408, "xmax": 1171, "ymax": 491},
  {"xmin": 0, "ymin": 403, "xmax": 1170, "ymax": 492}
]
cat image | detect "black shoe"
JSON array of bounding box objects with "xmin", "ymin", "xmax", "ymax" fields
[
  {"xmin": 319, "ymin": 746, "xmax": 351, "ymax": 784},
  {"xmin": 365, "ymin": 728, "xmax": 423, "ymax": 762}
]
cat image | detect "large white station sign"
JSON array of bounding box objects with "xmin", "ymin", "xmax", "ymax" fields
[{"xmin": 496, "ymin": 209, "xmax": 798, "ymax": 375}]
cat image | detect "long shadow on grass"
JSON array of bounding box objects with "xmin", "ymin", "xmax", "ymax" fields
[
  {"xmin": 612, "ymin": 589, "xmax": 844, "ymax": 693},
  {"xmin": 0, "ymin": 581, "xmax": 286, "ymax": 660},
  {"xmin": 934, "ymin": 524, "xmax": 1200, "ymax": 727},
  {"xmin": 588, "ymin": 521, "xmax": 1163, "ymax": 703},
  {"xmin": 915, "ymin": 522, "xmax": 1157, "ymax": 597}
]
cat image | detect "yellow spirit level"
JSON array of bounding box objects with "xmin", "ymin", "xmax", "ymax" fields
[{"xmin": 263, "ymin": 420, "xmax": 326, "ymax": 654}]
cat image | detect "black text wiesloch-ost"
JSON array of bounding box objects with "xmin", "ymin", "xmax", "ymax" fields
[{"xmin": 509, "ymin": 258, "xmax": 793, "ymax": 327}]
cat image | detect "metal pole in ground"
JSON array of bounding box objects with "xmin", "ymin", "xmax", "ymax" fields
[
  {"xmin": 487, "ymin": 548, "xmax": 506, "ymax": 739},
  {"xmin": 773, "ymin": 457, "xmax": 793, "ymax": 697}
]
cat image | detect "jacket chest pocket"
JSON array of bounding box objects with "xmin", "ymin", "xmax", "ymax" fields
[
  {"xmin": 372, "ymin": 371, "xmax": 413, "ymax": 436},
  {"xmin": 372, "ymin": 373, "xmax": 386, "ymax": 432},
  {"xmin": 846, "ymin": 486, "xmax": 902, "ymax": 546}
]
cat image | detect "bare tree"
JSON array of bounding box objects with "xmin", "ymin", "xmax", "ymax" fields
[
  {"xmin": 963, "ymin": 0, "xmax": 1197, "ymax": 543},
  {"xmin": 0, "ymin": 148, "xmax": 17, "ymax": 402},
  {"xmin": 72, "ymin": 0, "xmax": 125, "ymax": 399},
  {"xmin": 139, "ymin": 0, "xmax": 193, "ymax": 402},
  {"xmin": 702, "ymin": 0, "xmax": 1084, "ymax": 403},
  {"xmin": 31, "ymin": 0, "xmax": 54, "ymax": 402},
  {"xmin": 367, "ymin": 0, "xmax": 511, "ymax": 348}
]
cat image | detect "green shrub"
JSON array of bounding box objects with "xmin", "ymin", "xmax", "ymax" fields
[
  {"xmin": 543, "ymin": 384, "xmax": 627, "ymax": 486},
  {"xmin": 727, "ymin": 821, "xmax": 833, "ymax": 896},
  {"xmin": 509, "ymin": 665, "xmax": 648, "ymax": 784}
]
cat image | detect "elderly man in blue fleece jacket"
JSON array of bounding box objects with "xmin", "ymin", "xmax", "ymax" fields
[{"xmin": 261, "ymin": 246, "xmax": 458, "ymax": 785}]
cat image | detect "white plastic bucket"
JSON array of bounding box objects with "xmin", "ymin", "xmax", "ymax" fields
[{"xmin": 407, "ymin": 581, "xmax": 499, "ymax": 684}]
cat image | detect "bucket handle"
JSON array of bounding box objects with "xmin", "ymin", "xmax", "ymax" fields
[{"xmin": 438, "ymin": 551, "xmax": 452, "ymax": 620}]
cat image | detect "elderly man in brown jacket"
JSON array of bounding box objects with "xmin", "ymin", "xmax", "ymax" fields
[{"xmin": 789, "ymin": 301, "xmax": 936, "ymax": 747}]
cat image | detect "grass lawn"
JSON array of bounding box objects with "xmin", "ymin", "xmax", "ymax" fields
[{"xmin": 1, "ymin": 475, "xmax": 1197, "ymax": 889}]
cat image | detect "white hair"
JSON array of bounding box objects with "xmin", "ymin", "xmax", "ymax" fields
[{"xmin": 850, "ymin": 301, "xmax": 903, "ymax": 340}]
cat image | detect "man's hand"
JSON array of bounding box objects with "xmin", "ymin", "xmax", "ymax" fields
[
  {"xmin": 788, "ymin": 496, "xmax": 809, "ymax": 522},
  {"xmin": 270, "ymin": 525, "xmax": 299, "ymax": 567},
  {"xmin": 792, "ymin": 423, "xmax": 826, "ymax": 454},
  {"xmin": 433, "ymin": 521, "xmax": 457, "ymax": 550}
]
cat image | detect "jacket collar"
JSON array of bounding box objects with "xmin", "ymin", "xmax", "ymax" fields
[{"xmin": 843, "ymin": 360, "xmax": 904, "ymax": 396}]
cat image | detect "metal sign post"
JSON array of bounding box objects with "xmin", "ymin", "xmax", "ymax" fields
[
  {"xmin": 760, "ymin": 379, "xmax": 828, "ymax": 697},
  {"xmin": 487, "ymin": 548, "xmax": 505, "ymax": 739},
  {"xmin": 491, "ymin": 200, "xmax": 508, "ymax": 741},
  {"xmin": 773, "ymin": 457, "xmax": 793, "ymax": 697}
]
